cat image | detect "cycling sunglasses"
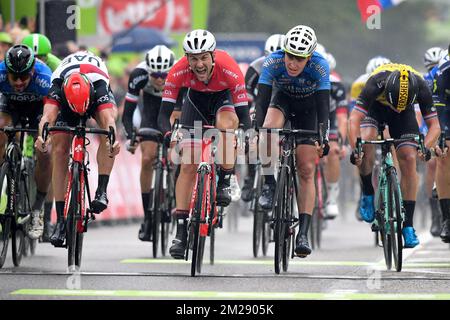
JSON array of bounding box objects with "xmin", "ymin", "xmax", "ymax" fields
[
  {"xmin": 150, "ymin": 71, "xmax": 168, "ymax": 79},
  {"xmin": 9, "ymin": 73, "xmax": 31, "ymax": 81}
]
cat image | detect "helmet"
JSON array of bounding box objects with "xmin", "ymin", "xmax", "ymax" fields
[
  {"xmin": 62, "ymin": 72, "xmax": 94, "ymax": 115},
  {"xmin": 315, "ymin": 43, "xmax": 327, "ymax": 57},
  {"xmin": 22, "ymin": 33, "xmax": 52, "ymax": 56},
  {"xmin": 366, "ymin": 56, "xmax": 391, "ymax": 74},
  {"xmin": 183, "ymin": 29, "xmax": 216, "ymax": 54},
  {"xmin": 326, "ymin": 52, "xmax": 336, "ymax": 71},
  {"xmin": 5, "ymin": 45, "xmax": 35, "ymax": 75},
  {"xmin": 145, "ymin": 45, "xmax": 175, "ymax": 73},
  {"xmin": 264, "ymin": 34, "xmax": 286, "ymax": 55},
  {"xmin": 283, "ymin": 25, "xmax": 317, "ymax": 57},
  {"xmin": 423, "ymin": 47, "xmax": 444, "ymax": 71},
  {"xmin": 384, "ymin": 69, "xmax": 419, "ymax": 112}
]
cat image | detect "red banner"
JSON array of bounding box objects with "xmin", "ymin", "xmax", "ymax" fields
[{"xmin": 99, "ymin": 0, "xmax": 191, "ymax": 34}]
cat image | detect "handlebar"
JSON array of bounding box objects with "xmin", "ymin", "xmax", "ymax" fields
[{"xmin": 42, "ymin": 122, "xmax": 116, "ymax": 154}]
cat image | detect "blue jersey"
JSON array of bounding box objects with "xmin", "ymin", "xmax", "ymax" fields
[
  {"xmin": 258, "ymin": 50, "xmax": 330, "ymax": 99},
  {"xmin": 0, "ymin": 60, "xmax": 52, "ymax": 104},
  {"xmin": 424, "ymin": 66, "xmax": 439, "ymax": 91}
]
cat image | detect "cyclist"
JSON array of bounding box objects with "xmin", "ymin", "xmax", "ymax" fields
[
  {"xmin": 22, "ymin": 33, "xmax": 61, "ymax": 72},
  {"xmin": 36, "ymin": 50, "xmax": 120, "ymax": 247},
  {"xmin": 242, "ymin": 33, "xmax": 285, "ymax": 201},
  {"xmin": 157, "ymin": 29, "xmax": 251, "ymax": 259},
  {"xmin": 422, "ymin": 47, "xmax": 446, "ymax": 236},
  {"xmin": 122, "ymin": 45, "xmax": 178, "ymax": 242},
  {"xmin": 322, "ymin": 51, "xmax": 348, "ymax": 219},
  {"xmin": 22, "ymin": 33, "xmax": 62, "ymax": 242},
  {"xmin": 433, "ymin": 46, "xmax": 450, "ymax": 243},
  {"xmin": 257, "ymin": 25, "xmax": 330, "ymax": 257},
  {"xmin": 0, "ymin": 44, "xmax": 53, "ymax": 240},
  {"xmin": 348, "ymin": 63, "xmax": 442, "ymax": 248},
  {"xmin": 349, "ymin": 56, "xmax": 391, "ymax": 220}
]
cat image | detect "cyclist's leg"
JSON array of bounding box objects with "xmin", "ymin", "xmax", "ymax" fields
[
  {"xmin": 138, "ymin": 140, "xmax": 158, "ymax": 241},
  {"xmin": 390, "ymin": 109, "xmax": 421, "ymax": 247},
  {"xmin": 436, "ymin": 109, "xmax": 450, "ymax": 242},
  {"xmin": 0, "ymin": 111, "xmax": 13, "ymax": 165},
  {"xmin": 215, "ymin": 105, "xmax": 239, "ymax": 207},
  {"xmin": 49, "ymin": 128, "xmax": 71, "ymax": 246},
  {"xmin": 91, "ymin": 94, "xmax": 118, "ymax": 213},
  {"xmin": 324, "ymin": 109, "xmax": 340, "ymax": 218},
  {"xmin": 258, "ymin": 89, "xmax": 286, "ymax": 210}
]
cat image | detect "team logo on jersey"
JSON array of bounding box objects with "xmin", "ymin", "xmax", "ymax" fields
[{"xmin": 397, "ymin": 69, "xmax": 409, "ymax": 111}]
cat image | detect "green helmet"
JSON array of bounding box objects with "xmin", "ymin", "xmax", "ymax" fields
[
  {"xmin": 0, "ymin": 32, "xmax": 13, "ymax": 44},
  {"xmin": 21, "ymin": 33, "xmax": 52, "ymax": 56}
]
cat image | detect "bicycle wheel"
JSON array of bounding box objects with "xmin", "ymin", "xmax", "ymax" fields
[
  {"xmin": 152, "ymin": 167, "xmax": 163, "ymax": 258},
  {"xmin": 67, "ymin": 163, "xmax": 81, "ymax": 268},
  {"xmin": 196, "ymin": 235, "xmax": 206, "ymax": 273},
  {"xmin": 190, "ymin": 171, "xmax": 206, "ymax": 277},
  {"xmin": 19, "ymin": 172, "xmax": 36, "ymax": 257},
  {"xmin": 11, "ymin": 225, "xmax": 25, "ymax": 267},
  {"xmin": 161, "ymin": 168, "xmax": 172, "ymax": 257},
  {"xmin": 262, "ymin": 211, "xmax": 271, "ymax": 256},
  {"xmin": 282, "ymin": 172, "xmax": 295, "ymax": 272},
  {"xmin": 274, "ymin": 166, "xmax": 286, "ymax": 275},
  {"xmin": 387, "ymin": 169, "xmax": 403, "ymax": 272},
  {"xmin": 0, "ymin": 163, "xmax": 11, "ymax": 268},
  {"xmin": 252, "ymin": 171, "xmax": 263, "ymax": 258},
  {"xmin": 210, "ymin": 224, "xmax": 215, "ymax": 265},
  {"xmin": 376, "ymin": 185, "xmax": 392, "ymax": 270}
]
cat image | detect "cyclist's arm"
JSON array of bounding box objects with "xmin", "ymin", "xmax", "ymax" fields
[
  {"xmin": 315, "ymin": 89, "xmax": 330, "ymax": 142},
  {"xmin": 333, "ymin": 81, "xmax": 348, "ymax": 142},
  {"xmin": 245, "ymin": 65, "xmax": 259, "ymax": 106},
  {"xmin": 122, "ymin": 68, "xmax": 148, "ymax": 138},
  {"xmin": 255, "ymin": 83, "xmax": 272, "ymax": 128},
  {"xmin": 158, "ymin": 100, "xmax": 174, "ymax": 135},
  {"xmin": 417, "ymin": 76, "xmax": 440, "ymax": 148},
  {"xmin": 433, "ymin": 72, "xmax": 448, "ymax": 135},
  {"xmin": 38, "ymin": 103, "xmax": 59, "ymax": 138}
]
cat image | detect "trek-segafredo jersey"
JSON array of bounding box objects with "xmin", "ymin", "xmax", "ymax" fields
[
  {"xmin": 258, "ymin": 50, "xmax": 330, "ymax": 99},
  {"xmin": 125, "ymin": 61, "xmax": 162, "ymax": 104},
  {"xmin": 51, "ymin": 51, "xmax": 109, "ymax": 85},
  {"xmin": 0, "ymin": 59, "xmax": 51, "ymax": 104}
]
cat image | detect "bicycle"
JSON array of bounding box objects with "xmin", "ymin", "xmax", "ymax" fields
[
  {"xmin": 262, "ymin": 128, "xmax": 319, "ymax": 274},
  {"xmin": 173, "ymin": 124, "xmax": 229, "ymax": 277},
  {"xmin": 42, "ymin": 119, "xmax": 115, "ymax": 269},
  {"xmin": 0, "ymin": 126, "xmax": 38, "ymax": 268},
  {"xmin": 130, "ymin": 127, "xmax": 174, "ymax": 258},
  {"xmin": 355, "ymin": 128, "xmax": 429, "ymax": 272}
]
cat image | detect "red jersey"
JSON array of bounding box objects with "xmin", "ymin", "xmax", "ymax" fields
[{"xmin": 162, "ymin": 50, "xmax": 248, "ymax": 108}]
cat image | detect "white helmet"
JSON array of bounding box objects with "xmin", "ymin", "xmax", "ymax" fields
[
  {"xmin": 145, "ymin": 45, "xmax": 175, "ymax": 73},
  {"xmin": 423, "ymin": 47, "xmax": 444, "ymax": 71},
  {"xmin": 183, "ymin": 29, "xmax": 216, "ymax": 54},
  {"xmin": 283, "ymin": 25, "xmax": 317, "ymax": 57},
  {"xmin": 315, "ymin": 43, "xmax": 327, "ymax": 57},
  {"xmin": 264, "ymin": 34, "xmax": 286, "ymax": 55},
  {"xmin": 326, "ymin": 52, "xmax": 336, "ymax": 71},
  {"xmin": 365, "ymin": 56, "xmax": 391, "ymax": 74}
]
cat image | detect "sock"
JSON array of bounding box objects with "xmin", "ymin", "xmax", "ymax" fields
[
  {"xmin": 44, "ymin": 201, "xmax": 53, "ymax": 223},
  {"xmin": 141, "ymin": 191, "xmax": 152, "ymax": 219},
  {"xmin": 248, "ymin": 164, "xmax": 256, "ymax": 178},
  {"xmin": 298, "ymin": 213, "xmax": 311, "ymax": 236},
  {"xmin": 55, "ymin": 201, "xmax": 65, "ymax": 223},
  {"xmin": 175, "ymin": 209, "xmax": 189, "ymax": 219},
  {"xmin": 439, "ymin": 199, "xmax": 450, "ymax": 221},
  {"xmin": 218, "ymin": 167, "xmax": 233, "ymax": 185},
  {"xmin": 360, "ymin": 173, "xmax": 374, "ymax": 195},
  {"xmin": 264, "ymin": 174, "xmax": 276, "ymax": 185},
  {"xmin": 32, "ymin": 190, "xmax": 47, "ymax": 211},
  {"xmin": 327, "ymin": 182, "xmax": 339, "ymax": 202},
  {"xmin": 97, "ymin": 175, "xmax": 110, "ymax": 194},
  {"xmin": 403, "ymin": 200, "xmax": 416, "ymax": 227},
  {"xmin": 429, "ymin": 197, "xmax": 440, "ymax": 215}
]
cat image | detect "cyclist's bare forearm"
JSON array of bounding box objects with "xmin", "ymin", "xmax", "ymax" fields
[
  {"xmin": 39, "ymin": 104, "xmax": 59, "ymax": 137},
  {"xmin": 424, "ymin": 117, "xmax": 440, "ymax": 149},
  {"xmin": 348, "ymin": 110, "xmax": 364, "ymax": 149}
]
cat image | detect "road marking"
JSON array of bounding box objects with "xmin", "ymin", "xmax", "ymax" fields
[
  {"xmin": 10, "ymin": 289, "xmax": 450, "ymax": 300},
  {"xmin": 121, "ymin": 258, "xmax": 450, "ymax": 268}
]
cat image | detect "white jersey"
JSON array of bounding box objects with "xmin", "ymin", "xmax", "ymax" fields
[{"xmin": 51, "ymin": 51, "xmax": 110, "ymax": 85}]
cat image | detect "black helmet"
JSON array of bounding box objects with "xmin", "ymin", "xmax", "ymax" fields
[
  {"xmin": 384, "ymin": 69, "xmax": 419, "ymax": 112},
  {"xmin": 5, "ymin": 44, "xmax": 35, "ymax": 75}
]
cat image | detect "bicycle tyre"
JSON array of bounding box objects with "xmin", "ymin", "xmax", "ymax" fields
[
  {"xmin": 252, "ymin": 171, "xmax": 263, "ymax": 258},
  {"xmin": 190, "ymin": 171, "xmax": 206, "ymax": 277},
  {"xmin": 67, "ymin": 163, "xmax": 80, "ymax": 268},
  {"xmin": 11, "ymin": 226, "xmax": 24, "ymax": 266},
  {"xmin": 210, "ymin": 225, "xmax": 215, "ymax": 265},
  {"xmin": 282, "ymin": 172, "xmax": 294, "ymax": 272},
  {"xmin": 161, "ymin": 168, "xmax": 172, "ymax": 257},
  {"xmin": 0, "ymin": 162, "xmax": 11, "ymax": 268},
  {"xmin": 152, "ymin": 166, "xmax": 163, "ymax": 258},
  {"xmin": 377, "ymin": 183, "xmax": 392, "ymax": 270},
  {"xmin": 197, "ymin": 235, "xmax": 206, "ymax": 273},
  {"xmin": 387, "ymin": 169, "xmax": 403, "ymax": 272},
  {"xmin": 274, "ymin": 166, "xmax": 286, "ymax": 275},
  {"xmin": 262, "ymin": 211, "xmax": 271, "ymax": 256}
]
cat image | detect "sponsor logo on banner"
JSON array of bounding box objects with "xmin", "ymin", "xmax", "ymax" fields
[{"xmin": 99, "ymin": 0, "xmax": 191, "ymax": 34}]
